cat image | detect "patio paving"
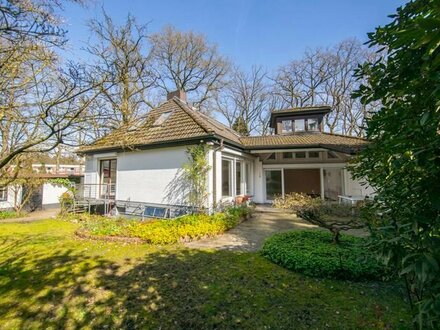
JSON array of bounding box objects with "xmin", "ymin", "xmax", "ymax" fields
[{"xmin": 185, "ymin": 205, "xmax": 319, "ymax": 252}]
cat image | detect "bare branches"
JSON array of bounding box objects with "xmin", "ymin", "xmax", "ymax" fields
[
  {"xmin": 85, "ymin": 11, "xmax": 156, "ymax": 135},
  {"xmin": 150, "ymin": 26, "xmax": 229, "ymax": 111},
  {"xmin": 272, "ymin": 39, "xmax": 379, "ymax": 137},
  {"xmin": 215, "ymin": 66, "xmax": 274, "ymax": 135}
]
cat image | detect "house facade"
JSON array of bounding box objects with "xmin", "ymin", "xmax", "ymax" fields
[
  {"xmin": 0, "ymin": 161, "xmax": 84, "ymax": 211},
  {"xmin": 79, "ymin": 91, "xmax": 373, "ymax": 212}
]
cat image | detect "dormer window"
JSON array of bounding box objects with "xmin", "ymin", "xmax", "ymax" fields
[
  {"xmin": 153, "ymin": 111, "xmax": 172, "ymax": 126},
  {"xmin": 269, "ymin": 106, "xmax": 331, "ymax": 135},
  {"xmin": 282, "ymin": 120, "xmax": 293, "ymax": 133},
  {"xmin": 307, "ymin": 118, "xmax": 319, "ymax": 131},
  {"xmin": 294, "ymin": 119, "xmax": 305, "ymax": 132}
]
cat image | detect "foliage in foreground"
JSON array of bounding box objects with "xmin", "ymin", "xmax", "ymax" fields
[
  {"xmin": 352, "ymin": 0, "xmax": 440, "ymax": 327},
  {"xmin": 77, "ymin": 206, "xmax": 251, "ymax": 244},
  {"xmin": 261, "ymin": 230, "xmax": 388, "ymax": 281}
]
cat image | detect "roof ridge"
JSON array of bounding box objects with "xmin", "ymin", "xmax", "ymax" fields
[
  {"xmin": 321, "ymin": 132, "xmax": 367, "ymax": 141},
  {"xmin": 197, "ymin": 111, "xmax": 242, "ymax": 139},
  {"xmin": 172, "ymin": 97, "xmax": 213, "ymax": 135}
]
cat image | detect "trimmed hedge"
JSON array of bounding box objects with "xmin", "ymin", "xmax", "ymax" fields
[
  {"xmin": 77, "ymin": 206, "xmax": 251, "ymax": 245},
  {"xmin": 260, "ymin": 230, "xmax": 388, "ymax": 281}
]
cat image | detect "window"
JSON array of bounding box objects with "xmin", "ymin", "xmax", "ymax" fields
[
  {"xmin": 283, "ymin": 152, "xmax": 293, "ymax": 159},
  {"xmin": 294, "ymin": 119, "xmax": 305, "ymax": 132},
  {"xmin": 281, "ymin": 120, "xmax": 292, "ymax": 133},
  {"xmin": 307, "ymin": 118, "xmax": 319, "ymax": 131},
  {"xmin": 153, "ymin": 111, "xmax": 172, "ymax": 126},
  {"xmin": 222, "ymin": 159, "xmax": 232, "ymax": 197},
  {"xmin": 100, "ymin": 159, "xmax": 117, "ymax": 198},
  {"xmin": 244, "ymin": 163, "xmax": 251, "ymax": 195},
  {"xmin": 236, "ymin": 161, "xmax": 242, "ymax": 195},
  {"xmin": 295, "ymin": 152, "xmax": 306, "ymax": 159},
  {"xmin": 308, "ymin": 151, "xmax": 320, "ymax": 158},
  {"xmin": 0, "ymin": 186, "xmax": 7, "ymax": 201}
]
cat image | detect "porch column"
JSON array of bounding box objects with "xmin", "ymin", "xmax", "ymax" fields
[{"xmin": 320, "ymin": 167, "xmax": 325, "ymax": 200}]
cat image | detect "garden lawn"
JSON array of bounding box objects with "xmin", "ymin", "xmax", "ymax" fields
[{"xmin": 0, "ymin": 219, "xmax": 411, "ymax": 329}]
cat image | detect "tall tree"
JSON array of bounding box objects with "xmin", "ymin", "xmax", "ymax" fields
[
  {"xmin": 215, "ymin": 66, "xmax": 272, "ymax": 135},
  {"xmin": 0, "ymin": 0, "xmax": 101, "ymax": 173},
  {"xmin": 150, "ymin": 26, "xmax": 229, "ymax": 111},
  {"xmin": 85, "ymin": 12, "xmax": 156, "ymax": 138},
  {"xmin": 352, "ymin": 0, "xmax": 440, "ymax": 327},
  {"xmin": 273, "ymin": 39, "xmax": 377, "ymax": 137}
]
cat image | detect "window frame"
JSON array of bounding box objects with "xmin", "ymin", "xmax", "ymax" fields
[
  {"xmin": 281, "ymin": 120, "xmax": 293, "ymax": 133},
  {"xmin": 99, "ymin": 159, "xmax": 117, "ymax": 198},
  {"xmin": 294, "ymin": 119, "xmax": 305, "ymax": 132},
  {"xmin": 307, "ymin": 118, "xmax": 319, "ymax": 131},
  {"xmin": 0, "ymin": 185, "xmax": 7, "ymax": 201},
  {"xmin": 221, "ymin": 158, "xmax": 233, "ymax": 197}
]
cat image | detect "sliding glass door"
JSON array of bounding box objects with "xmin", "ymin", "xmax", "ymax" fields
[{"xmin": 265, "ymin": 169, "xmax": 283, "ymax": 202}]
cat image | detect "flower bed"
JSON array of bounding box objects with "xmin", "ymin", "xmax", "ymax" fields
[{"xmin": 73, "ymin": 206, "xmax": 252, "ymax": 245}]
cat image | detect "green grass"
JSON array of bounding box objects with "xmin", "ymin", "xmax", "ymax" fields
[
  {"xmin": 0, "ymin": 219, "xmax": 411, "ymax": 329},
  {"xmin": 0, "ymin": 210, "xmax": 25, "ymax": 219}
]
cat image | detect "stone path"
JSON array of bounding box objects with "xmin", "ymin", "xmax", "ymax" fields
[
  {"xmin": 0, "ymin": 208, "xmax": 60, "ymax": 223},
  {"xmin": 185, "ymin": 206, "xmax": 318, "ymax": 252}
]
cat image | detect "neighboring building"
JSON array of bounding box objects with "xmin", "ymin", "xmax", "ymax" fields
[
  {"xmin": 78, "ymin": 90, "xmax": 373, "ymax": 213},
  {"xmin": 0, "ymin": 160, "xmax": 84, "ymax": 211}
]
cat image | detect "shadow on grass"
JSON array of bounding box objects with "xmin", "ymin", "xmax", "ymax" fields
[{"xmin": 0, "ymin": 235, "xmax": 410, "ymax": 329}]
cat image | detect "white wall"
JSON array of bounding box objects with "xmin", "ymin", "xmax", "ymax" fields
[
  {"xmin": 343, "ymin": 170, "xmax": 375, "ymax": 197},
  {"xmin": 42, "ymin": 183, "xmax": 68, "ymax": 206},
  {"xmin": 253, "ymin": 158, "xmax": 264, "ymax": 203},
  {"xmin": 116, "ymin": 146, "xmax": 190, "ymax": 205},
  {"xmin": 0, "ymin": 185, "xmax": 22, "ymax": 210}
]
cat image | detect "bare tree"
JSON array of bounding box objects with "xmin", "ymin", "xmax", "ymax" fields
[
  {"xmin": 150, "ymin": 26, "xmax": 229, "ymax": 111},
  {"xmin": 85, "ymin": 12, "xmax": 156, "ymax": 137},
  {"xmin": 272, "ymin": 39, "xmax": 378, "ymax": 137},
  {"xmin": 215, "ymin": 66, "xmax": 272, "ymax": 135},
  {"xmin": 0, "ymin": 0, "xmax": 102, "ymax": 173},
  {"xmin": 273, "ymin": 48, "xmax": 331, "ymax": 108}
]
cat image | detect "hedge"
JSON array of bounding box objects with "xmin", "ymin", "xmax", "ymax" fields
[{"xmin": 260, "ymin": 230, "xmax": 388, "ymax": 281}]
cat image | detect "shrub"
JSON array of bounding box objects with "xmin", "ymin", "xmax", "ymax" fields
[
  {"xmin": 273, "ymin": 193, "xmax": 321, "ymax": 212},
  {"xmin": 297, "ymin": 203, "xmax": 364, "ymax": 244},
  {"xmin": 76, "ymin": 205, "xmax": 251, "ymax": 245},
  {"xmin": 261, "ymin": 230, "xmax": 388, "ymax": 281}
]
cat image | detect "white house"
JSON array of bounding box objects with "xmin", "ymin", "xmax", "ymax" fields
[
  {"xmin": 0, "ymin": 161, "xmax": 84, "ymax": 211},
  {"xmin": 78, "ymin": 90, "xmax": 373, "ymax": 215}
]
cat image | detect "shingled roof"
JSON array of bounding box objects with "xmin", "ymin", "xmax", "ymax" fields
[
  {"xmin": 79, "ymin": 97, "xmax": 242, "ymax": 153},
  {"xmin": 79, "ymin": 97, "xmax": 367, "ymax": 155},
  {"xmin": 240, "ymin": 133, "xmax": 367, "ymax": 154}
]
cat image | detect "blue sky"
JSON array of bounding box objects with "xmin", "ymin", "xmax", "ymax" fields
[{"xmin": 63, "ymin": 0, "xmax": 406, "ymax": 70}]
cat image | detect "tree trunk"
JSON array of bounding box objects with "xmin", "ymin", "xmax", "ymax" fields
[{"xmin": 331, "ymin": 228, "xmax": 340, "ymax": 244}]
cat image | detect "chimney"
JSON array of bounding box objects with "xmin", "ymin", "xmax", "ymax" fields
[{"xmin": 167, "ymin": 89, "xmax": 187, "ymax": 102}]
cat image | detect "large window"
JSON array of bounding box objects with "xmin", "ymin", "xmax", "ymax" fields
[
  {"xmin": 294, "ymin": 119, "xmax": 305, "ymax": 132},
  {"xmin": 0, "ymin": 186, "xmax": 7, "ymax": 201},
  {"xmin": 222, "ymin": 159, "xmax": 232, "ymax": 197},
  {"xmin": 307, "ymin": 118, "xmax": 319, "ymax": 131},
  {"xmin": 100, "ymin": 159, "xmax": 117, "ymax": 198}
]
